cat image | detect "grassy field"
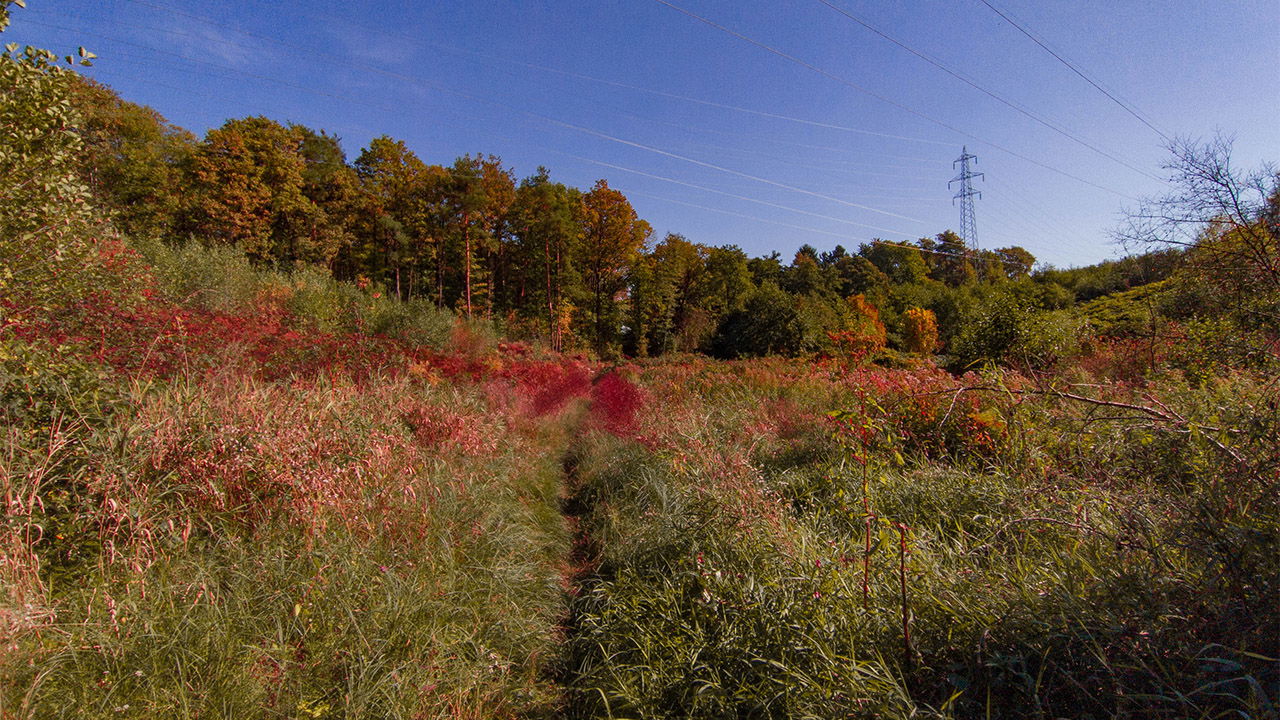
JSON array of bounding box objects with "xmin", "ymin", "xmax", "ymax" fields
[{"xmin": 2, "ymin": 245, "xmax": 1277, "ymax": 718}]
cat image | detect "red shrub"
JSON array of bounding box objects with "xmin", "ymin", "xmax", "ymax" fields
[{"xmin": 589, "ymin": 372, "xmax": 644, "ymax": 435}]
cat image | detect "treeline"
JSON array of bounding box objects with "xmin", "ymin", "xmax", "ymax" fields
[{"xmin": 69, "ymin": 78, "xmax": 1173, "ymax": 360}]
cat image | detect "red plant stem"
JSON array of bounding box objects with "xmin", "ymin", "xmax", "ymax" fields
[
  {"xmin": 860, "ymin": 438, "xmax": 870, "ymax": 604},
  {"xmin": 862, "ymin": 516, "xmax": 873, "ymax": 607},
  {"xmin": 898, "ymin": 522, "xmax": 912, "ymax": 674}
]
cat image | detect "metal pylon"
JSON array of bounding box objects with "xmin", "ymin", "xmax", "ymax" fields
[{"xmin": 949, "ymin": 147, "xmax": 983, "ymax": 249}]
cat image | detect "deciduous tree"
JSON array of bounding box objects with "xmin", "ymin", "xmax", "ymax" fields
[
  {"xmin": 902, "ymin": 306, "xmax": 939, "ymax": 354},
  {"xmin": 577, "ymin": 179, "xmax": 650, "ymax": 354}
]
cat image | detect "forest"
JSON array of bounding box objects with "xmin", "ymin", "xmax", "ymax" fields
[
  {"xmin": 61, "ymin": 71, "xmax": 1173, "ymax": 365},
  {"xmin": 2, "ymin": 4, "xmax": 1278, "ymax": 718}
]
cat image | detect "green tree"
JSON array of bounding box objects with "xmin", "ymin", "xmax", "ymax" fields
[
  {"xmin": 711, "ymin": 281, "xmax": 804, "ymax": 357},
  {"xmin": 577, "ymin": 179, "xmax": 650, "ymax": 354},
  {"xmin": 995, "ymin": 246, "xmax": 1036, "ymax": 278},
  {"xmin": 630, "ymin": 233, "xmax": 710, "ymax": 355},
  {"xmin": 832, "ymin": 254, "xmax": 890, "ymax": 300},
  {"xmin": 444, "ymin": 154, "xmax": 514, "ymax": 317},
  {"xmin": 289, "ymin": 126, "xmax": 359, "ymax": 267},
  {"xmin": 703, "ymin": 244, "xmax": 754, "ymax": 318},
  {"xmin": 507, "ymin": 168, "xmax": 581, "ymax": 349},
  {"xmin": 352, "ymin": 136, "xmax": 445, "ymax": 300},
  {"xmin": 747, "ymin": 251, "xmax": 784, "ymax": 286},
  {"xmin": 930, "ymin": 231, "xmax": 977, "ymax": 286},
  {"xmin": 861, "ymin": 240, "xmax": 929, "ymax": 285},
  {"xmin": 186, "ymin": 116, "xmax": 314, "ymax": 263},
  {"xmin": 784, "ymin": 245, "xmax": 831, "ymax": 296},
  {"xmin": 69, "ymin": 76, "xmax": 195, "ymax": 240},
  {"xmin": 0, "ymin": 22, "xmax": 120, "ymax": 319}
]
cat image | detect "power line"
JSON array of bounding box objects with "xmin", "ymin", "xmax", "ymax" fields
[
  {"xmin": 554, "ymin": 152, "xmax": 920, "ymax": 237},
  {"xmin": 71, "ymin": 57, "xmax": 1031, "ymax": 266},
  {"xmin": 121, "ymin": 0, "xmax": 954, "ymax": 150},
  {"xmin": 531, "ymin": 114, "xmax": 930, "ymax": 225},
  {"xmin": 619, "ymin": 187, "xmax": 901, "ymax": 242},
  {"xmin": 67, "ymin": 1, "xmax": 1080, "ymax": 245},
  {"xmin": 277, "ymin": 2, "xmax": 958, "ymax": 150},
  {"xmin": 53, "ymin": 4, "xmax": 936, "ymax": 229},
  {"xmin": 814, "ymin": 0, "xmax": 1159, "ymax": 181},
  {"xmin": 510, "ymin": 82, "xmax": 946, "ymax": 180},
  {"xmin": 29, "ymin": 4, "xmax": 1058, "ymax": 263},
  {"xmin": 976, "ymin": 0, "xmax": 1171, "ymax": 142},
  {"xmin": 47, "ymin": 23, "xmax": 928, "ymax": 244},
  {"xmin": 57, "ymin": 10, "xmax": 936, "ymax": 184},
  {"xmin": 650, "ymin": 0, "xmax": 1138, "ymax": 200}
]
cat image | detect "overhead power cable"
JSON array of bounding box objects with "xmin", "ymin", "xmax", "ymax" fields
[
  {"xmin": 814, "ymin": 0, "xmax": 1160, "ymax": 180},
  {"xmin": 114, "ymin": 0, "xmax": 1137, "ymax": 201},
  {"xmin": 37, "ymin": 20, "xmax": 929, "ymax": 245},
  {"xmin": 64, "ymin": 5, "xmax": 938, "ymax": 228},
  {"xmin": 554, "ymin": 152, "xmax": 919, "ymax": 237},
  {"xmin": 55, "ymin": 12, "xmax": 931, "ymax": 181},
  {"xmin": 976, "ymin": 0, "xmax": 1171, "ymax": 142},
  {"xmin": 618, "ymin": 187, "xmax": 900, "ymax": 242},
  {"xmin": 651, "ymin": 0, "xmax": 1138, "ymax": 200},
  {"xmin": 270, "ymin": 2, "xmax": 958, "ymax": 150},
  {"xmin": 532, "ymin": 114, "xmax": 928, "ymax": 224},
  {"xmin": 85, "ymin": 66, "xmax": 1033, "ymax": 264},
  {"xmin": 120, "ymin": 0, "xmax": 951, "ymax": 151},
  {"xmin": 475, "ymin": 53, "xmax": 955, "ymax": 148}
]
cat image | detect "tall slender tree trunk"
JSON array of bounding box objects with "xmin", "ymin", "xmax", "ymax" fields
[
  {"xmin": 463, "ymin": 211, "xmax": 473, "ymax": 318},
  {"xmin": 553, "ymin": 239, "xmax": 563, "ymax": 352},
  {"xmin": 593, "ymin": 242, "xmax": 604, "ymax": 353},
  {"xmin": 545, "ymin": 234, "xmax": 555, "ymax": 348},
  {"xmin": 436, "ymin": 236, "xmax": 445, "ymax": 308}
]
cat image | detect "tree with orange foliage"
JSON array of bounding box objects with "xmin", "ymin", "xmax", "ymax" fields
[
  {"xmin": 828, "ymin": 294, "xmax": 886, "ymax": 363},
  {"xmin": 903, "ymin": 307, "xmax": 940, "ymax": 355}
]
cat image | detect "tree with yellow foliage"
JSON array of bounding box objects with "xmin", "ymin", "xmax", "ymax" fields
[{"xmin": 903, "ymin": 307, "xmax": 940, "ymax": 355}]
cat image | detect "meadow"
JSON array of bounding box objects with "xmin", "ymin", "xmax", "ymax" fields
[
  {"xmin": 2, "ymin": 18, "xmax": 1277, "ymax": 715},
  {"xmin": 2, "ymin": 239, "xmax": 1276, "ymax": 719}
]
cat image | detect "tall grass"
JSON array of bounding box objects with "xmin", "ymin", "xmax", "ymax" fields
[
  {"xmin": 133, "ymin": 238, "xmax": 459, "ymax": 350},
  {"xmin": 4, "ymin": 235, "xmax": 1276, "ymax": 718},
  {"xmin": 560, "ymin": 358, "xmax": 1279, "ymax": 718},
  {"xmin": 2, "ymin": 345, "xmax": 576, "ymax": 718}
]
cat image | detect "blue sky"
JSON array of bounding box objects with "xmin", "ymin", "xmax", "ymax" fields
[{"xmin": 9, "ymin": 0, "xmax": 1279, "ymax": 267}]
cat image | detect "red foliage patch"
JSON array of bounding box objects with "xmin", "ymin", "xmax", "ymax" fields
[
  {"xmin": 10, "ymin": 292, "xmax": 423, "ymax": 383},
  {"xmin": 589, "ymin": 372, "xmax": 644, "ymax": 435},
  {"xmin": 517, "ymin": 362, "xmax": 594, "ymax": 417}
]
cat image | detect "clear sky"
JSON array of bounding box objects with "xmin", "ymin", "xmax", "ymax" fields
[{"xmin": 9, "ymin": 0, "xmax": 1279, "ymax": 267}]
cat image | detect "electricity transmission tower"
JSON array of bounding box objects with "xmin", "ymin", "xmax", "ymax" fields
[{"xmin": 949, "ymin": 147, "xmax": 983, "ymax": 248}]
